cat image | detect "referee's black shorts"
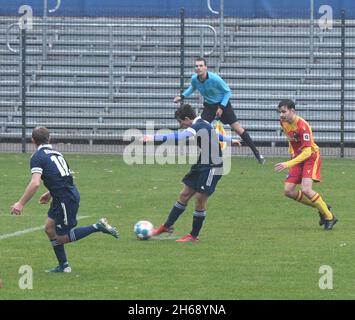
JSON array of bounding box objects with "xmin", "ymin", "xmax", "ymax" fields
[{"xmin": 201, "ymin": 101, "xmax": 238, "ymax": 125}]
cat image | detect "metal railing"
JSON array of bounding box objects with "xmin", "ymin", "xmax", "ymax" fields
[
  {"xmin": 1, "ymin": 5, "xmax": 354, "ymax": 156},
  {"xmin": 4, "ymin": 17, "xmax": 217, "ymax": 152},
  {"xmin": 207, "ymin": 0, "xmax": 224, "ymax": 62},
  {"xmin": 42, "ymin": 0, "xmax": 61, "ymax": 60},
  {"xmin": 6, "ymin": 22, "xmax": 217, "ymax": 56}
]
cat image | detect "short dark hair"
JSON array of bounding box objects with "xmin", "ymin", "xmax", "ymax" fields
[
  {"xmin": 175, "ymin": 104, "xmax": 197, "ymax": 121},
  {"xmin": 32, "ymin": 126, "xmax": 50, "ymax": 145},
  {"xmin": 195, "ymin": 57, "xmax": 207, "ymax": 66},
  {"xmin": 278, "ymin": 99, "xmax": 295, "ymax": 110}
]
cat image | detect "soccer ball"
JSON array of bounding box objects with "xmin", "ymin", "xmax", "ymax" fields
[{"xmin": 134, "ymin": 220, "xmax": 154, "ymax": 240}]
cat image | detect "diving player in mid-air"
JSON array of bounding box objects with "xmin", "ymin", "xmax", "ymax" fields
[
  {"xmin": 10, "ymin": 127, "xmax": 119, "ymax": 272},
  {"xmin": 143, "ymin": 103, "xmax": 240, "ymax": 241}
]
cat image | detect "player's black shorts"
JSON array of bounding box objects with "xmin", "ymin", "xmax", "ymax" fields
[
  {"xmin": 182, "ymin": 167, "xmax": 222, "ymax": 195},
  {"xmin": 201, "ymin": 100, "xmax": 238, "ymax": 125},
  {"xmin": 47, "ymin": 189, "xmax": 80, "ymax": 235}
]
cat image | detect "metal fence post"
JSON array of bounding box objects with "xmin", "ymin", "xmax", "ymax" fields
[
  {"xmin": 309, "ymin": 0, "xmax": 314, "ymax": 63},
  {"xmin": 340, "ymin": 10, "xmax": 345, "ymax": 158},
  {"xmin": 20, "ymin": 27, "xmax": 27, "ymax": 153},
  {"xmin": 42, "ymin": 0, "xmax": 48, "ymax": 60},
  {"xmin": 109, "ymin": 25, "xmax": 114, "ymax": 106},
  {"xmin": 180, "ymin": 8, "xmax": 185, "ymax": 103},
  {"xmin": 220, "ymin": 0, "xmax": 224, "ymax": 62}
]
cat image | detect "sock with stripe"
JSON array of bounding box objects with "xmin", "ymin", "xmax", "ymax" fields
[
  {"xmin": 310, "ymin": 193, "xmax": 333, "ymax": 220},
  {"xmin": 50, "ymin": 239, "xmax": 68, "ymax": 266},
  {"xmin": 165, "ymin": 201, "xmax": 187, "ymax": 228},
  {"xmin": 296, "ymin": 190, "xmax": 316, "ymax": 208},
  {"xmin": 69, "ymin": 224, "xmax": 99, "ymax": 242},
  {"xmin": 191, "ymin": 210, "xmax": 206, "ymax": 238}
]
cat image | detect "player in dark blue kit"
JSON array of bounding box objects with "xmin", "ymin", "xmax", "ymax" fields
[
  {"xmin": 10, "ymin": 127, "xmax": 118, "ymax": 273},
  {"xmin": 143, "ymin": 104, "xmax": 240, "ymax": 242},
  {"xmin": 174, "ymin": 57, "xmax": 265, "ymax": 164}
]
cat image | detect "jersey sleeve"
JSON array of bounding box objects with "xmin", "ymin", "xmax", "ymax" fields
[
  {"xmin": 30, "ymin": 153, "xmax": 44, "ymax": 175},
  {"xmin": 298, "ymin": 121, "xmax": 312, "ymax": 148},
  {"xmin": 189, "ymin": 121, "xmax": 204, "ymax": 135},
  {"xmin": 218, "ymin": 133, "xmax": 232, "ymax": 142},
  {"xmin": 154, "ymin": 129, "xmax": 194, "ymax": 142},
  {"xmin": 288, "ymin": 142, "xmax": 294, "ymax": 157},
  {"xmin": 284, "ymin": 147, "xmax": 312, "ymax": 168},
  {"xmin": 215, "ymin": 74, "xmax": 231, "ymax": 107},
  {"xmin": 280, "ymin": 121, "xmax": 295, "ymax": 156},
  {"xmin": 182, "ymin": 76, "xmax": 196, "ymax": 98}
]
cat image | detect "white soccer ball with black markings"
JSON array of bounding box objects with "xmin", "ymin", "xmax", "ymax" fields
[{"xmin": 134, "ymin": 220, "xmax": 154, "ymax": 240}]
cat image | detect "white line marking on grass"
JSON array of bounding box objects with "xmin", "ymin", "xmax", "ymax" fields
[
  {"xmin": 151, "ymin": 235, "xmax": 179, "ymax": 241},
  {"xmin": 0, "ymin": 216, "xmax": 90, "ymax": 241}
]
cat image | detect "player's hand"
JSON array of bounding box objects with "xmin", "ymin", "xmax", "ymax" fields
[
  {"xmin": 141, "ymin": 135, "xmax": 153, "ymax": 143},
  {"xmin": 274, "ymin": 162, "xmax": 287, "ymax": 173},
  {"xmin": 231, "ymin": 139, "xmax": 241, "ymax": 147},
  {"xmin": 10, "ymin": 202, "xmax": 23, "ymax": 215},
  {"xmin": 173, "ymin": 96, "xmax": 182, "ymax": 103},
  {"xmin": 215, "ymin": 107, "xmax": 223, "ymax": 118},
  {"xmin": 39, "ymin": 192, "xmax": 51, "ymax": 204}
]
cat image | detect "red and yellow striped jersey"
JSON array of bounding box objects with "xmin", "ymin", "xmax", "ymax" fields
[{"xmin": 280, "ymin": 116, "xmax": 319, "ymax": 156}]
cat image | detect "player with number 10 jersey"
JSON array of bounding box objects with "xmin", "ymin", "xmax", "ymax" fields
[
  {"xmin": 31, "ymin": 146, "xmax": 76, "ymax": 199},
  {"xmin": 10, "ymin": 127, "xmax": 119, "ymax": 273},
  {"xmin": 30, "ymin": 144, "xmax": 80, "ymax": 233}
]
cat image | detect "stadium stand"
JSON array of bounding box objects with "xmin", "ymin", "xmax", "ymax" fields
[{"xmin": 1, "ymin": 16, "xmax": 355, "ymax": 145}]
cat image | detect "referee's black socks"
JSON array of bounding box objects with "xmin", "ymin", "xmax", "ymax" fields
[{"xmin": 240, "ymin": 130, "xmax": 261, "ymax": 159}]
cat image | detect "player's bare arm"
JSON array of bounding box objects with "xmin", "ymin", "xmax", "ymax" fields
[
  {"xmin": 215, "ymin": 107, "xmax": 223, "ymax": 118},
  {"xmin": 10, "ymin": 173, "xmax": 42, "ymax": 215},
  {"xmin": 39, "ymin": 191, "xmax": 52, "ymax": 204},
  {"xmin": 173, "ymin": 96, "xmax": 182, "ymax": 103},
  {"xmin": 274, "ymin": 162, "xmax": 288, "ymax": 173},
  {"xmin": 231, "ymin": 139, "xmax": 241, "ymax": 147}
]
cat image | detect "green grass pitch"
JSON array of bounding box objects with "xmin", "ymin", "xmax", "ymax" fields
[{"xmin": 0, "ymin": 153, "xmax": 354, "ymax": 299}]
